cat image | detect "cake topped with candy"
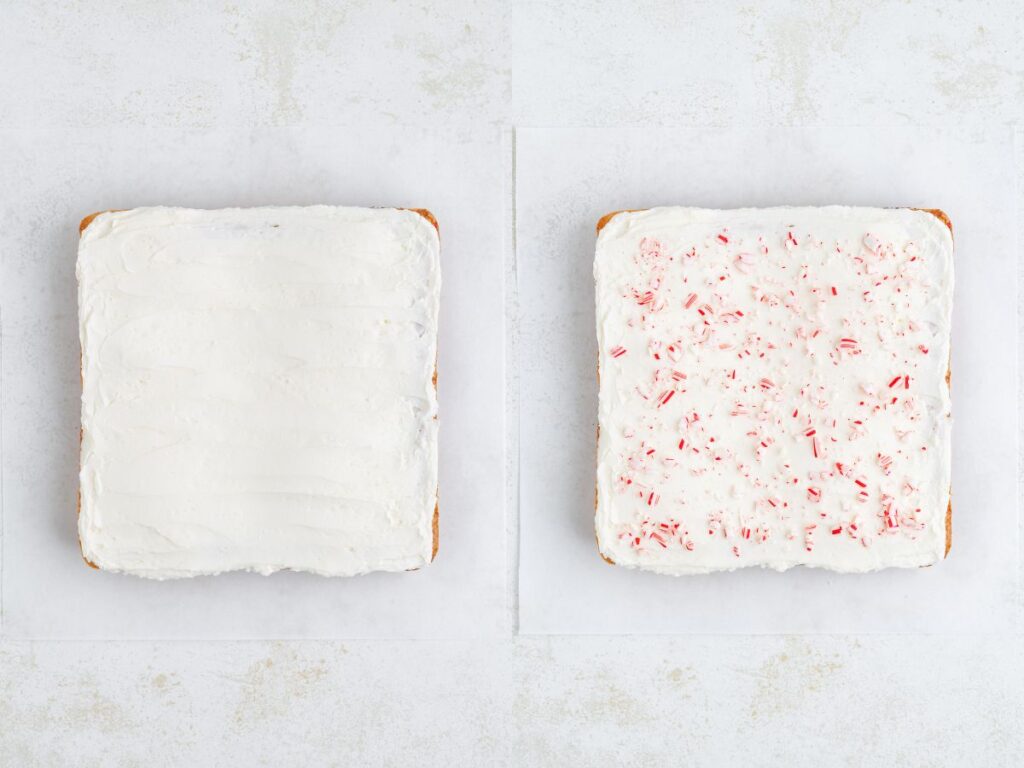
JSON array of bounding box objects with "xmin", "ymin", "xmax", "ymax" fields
[{"xmin": 594, "ymin": 207, "xmax": 953, "ymax": 574}]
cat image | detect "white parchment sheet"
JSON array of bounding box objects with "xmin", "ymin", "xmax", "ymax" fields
[
  {"xmin": 516, "ymin": 127, "xmax": 1019, "ymax": 634},
  {"xmin": 0, "ymin": 127, "xmax": 506, "ymax": 639}
]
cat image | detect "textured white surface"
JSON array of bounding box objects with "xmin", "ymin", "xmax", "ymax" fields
[{"xmin": 1, "ymin": 1, "xmax": 1023, "ymax": 766}]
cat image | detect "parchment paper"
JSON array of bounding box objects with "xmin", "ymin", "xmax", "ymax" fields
[
  {"xmin": 516, "ymin": 126, "xmax": 1019, "ymax": 634},
  {"xmin": 0, "ymin": 127, "xmax": 507, "ymax": 639}
]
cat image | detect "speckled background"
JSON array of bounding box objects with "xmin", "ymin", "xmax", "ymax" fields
[{"xmin": 1, "ymin": 1, "xmax": 1022, "ymax": 766}]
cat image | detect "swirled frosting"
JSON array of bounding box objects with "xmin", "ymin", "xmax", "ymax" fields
[
  {"xmin": 78, "ymin": 206, "xmax": 440, "ymax": 579},
  {"xmin": 595, "ymin": 207, "xmax": 952, "ymax": 574}
]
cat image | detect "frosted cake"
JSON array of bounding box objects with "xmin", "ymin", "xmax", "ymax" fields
[{"xmin": 77, "ymin": 206, "xmax": 440, "ymax": 578}]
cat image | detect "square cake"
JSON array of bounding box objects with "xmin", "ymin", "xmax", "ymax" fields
[
  {"xmin": 77, "ymin": 206, "xmax": 440, "ymax": 578},
  {"xmin": 594, "ymin": 207, "xmax": 953, "ymax": 574}
]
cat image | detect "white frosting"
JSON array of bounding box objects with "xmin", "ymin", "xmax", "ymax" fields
[
  {"xmin": 78, "ymin": 206, "xmax": 440, "ymax": 579},
  {"xmin": 595, "ymin": 207, "xmax": 953, "ymax": 573}
]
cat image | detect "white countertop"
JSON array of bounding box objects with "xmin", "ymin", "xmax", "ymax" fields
[{"xmin": 1, "ymin": 1, "xmax": 1022, "ymax": 765}]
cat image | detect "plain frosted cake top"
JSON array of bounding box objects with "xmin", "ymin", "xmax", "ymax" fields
[
  {"xmin": 77, "ymin": 206, "xmax": 440, "ymax": 579},
  {"xmin": 594, "ymin": 207, "xmax": 953, "ymax": 574}
]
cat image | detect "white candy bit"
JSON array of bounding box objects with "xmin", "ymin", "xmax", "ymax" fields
[
  {"xmin": 863, "ymin": 233, "xmax": 882, "ymax": 254},
  {"xmin": 734, "ymin": 252, "xmax": 755, "ymax": 274}
]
